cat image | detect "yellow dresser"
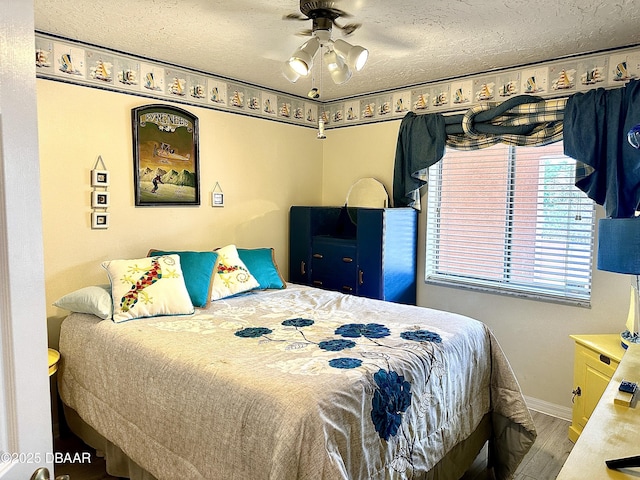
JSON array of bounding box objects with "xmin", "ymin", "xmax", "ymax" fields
[{"xmin": 568, "ymin": 334, "xmax": 625, "ymax": 442}]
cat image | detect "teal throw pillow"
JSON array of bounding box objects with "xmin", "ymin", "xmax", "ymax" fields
[
  {"xmin": 237, "ymin": 248, "xmax": 286, "ymax": 290},
  {"xmin": 148, "ymin": 250, "xmax": 218, "ymax": 307}
]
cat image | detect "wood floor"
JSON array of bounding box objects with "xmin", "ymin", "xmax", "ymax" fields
[
  {"xmin": 54, "ymin": 410, "xmax": 573, "ymax": 480},
  {"xmin": 460, "ymin": 410, "xmax": 574, "ymax": 480}
]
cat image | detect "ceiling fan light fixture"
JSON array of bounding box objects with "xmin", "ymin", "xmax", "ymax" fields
[
  {"xmin": 330, "ymin": 63, "xmax": 352, "ymax": 84},
  {"xmin": 281, "ymin": 2, "xmax": 367, "ymax": 86},
  {"xmin": 350, "ymin": 45, "xmax": 369, "ymax": 72},
  {"xmin": 288, "ymin": 57, "xmax": 311, "ymax": 76},
  {"xmin": 282, "ymin": 61, "xmax": 301, "ymax": 82},
  {"xmin": 333, "ymin": 39, "xmax": 369, "ymax": 72},
  {"xmin": 323, "ymin": 49, "xmax": 341, "ymax": 71},
  {"xmin": 324, "ymin": 49, "xmax": 351, "ymax": 85},
  {"xmin": 288, "ymin": 37, "xmax": 320, "ymax": 76},
  {"xmin": 314, "ymin": 28, "xmax": 331, "ymax": 44}
]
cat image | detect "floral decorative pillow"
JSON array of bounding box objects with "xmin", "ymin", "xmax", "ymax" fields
[
  {"xmin": 211, "ymin": 244, "xmax": 260, "ymax": 300},
  {"xmin": 102, "ymin": 254, "xmax": 194, "ymax": 323}
]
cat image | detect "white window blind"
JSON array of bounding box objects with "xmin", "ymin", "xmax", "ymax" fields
[{"xmin": 425, "ymin": 141, "xmax": 595, "ymax": 306}]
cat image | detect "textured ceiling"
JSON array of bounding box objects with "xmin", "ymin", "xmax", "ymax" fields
[{"xmin": 34, "ymin": 0, "xmax": 640, "ymax": 101}]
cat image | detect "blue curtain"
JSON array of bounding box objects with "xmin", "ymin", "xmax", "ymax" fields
[
  {"xmin": 564, "ymin": 79, "xmax": 640, "ymax": 218},
  {"xmin": 392, "ymin": 112, "xmax": 446, "ymax": 209}
]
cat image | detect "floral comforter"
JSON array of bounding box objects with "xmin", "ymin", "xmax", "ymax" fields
[{"xmin": 58, "ymin": 284, "xmax": 536, "ymax": 480}]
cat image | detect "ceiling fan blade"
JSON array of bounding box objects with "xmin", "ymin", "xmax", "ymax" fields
[
  {"xmin": 335, "ymin": 22, "xmax": 361, "ymax": 36},
  {"xmin": 325, "ymin": 7, "xmax": 352, "ymax": 18},
  {"xmin": 295, "ymin": 29, "xmax": 314, "ymax": 36},
  {"xmin": 283, "ymin": 13, "xmax": 308, "ymax": 21}
]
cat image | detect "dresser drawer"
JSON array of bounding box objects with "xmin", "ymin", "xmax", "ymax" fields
[
  {"xmin": 311, "ymin": 237, "xmax": 357, "ymax": 293},
  {"xmin": 568, "ymin": 334, "xmax": 624, "ymax": 443}
]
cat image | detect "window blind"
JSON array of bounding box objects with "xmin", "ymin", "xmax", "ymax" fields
[{"xmin": 425, "ymin": 141, "xmax": 595, "ymax": 306}]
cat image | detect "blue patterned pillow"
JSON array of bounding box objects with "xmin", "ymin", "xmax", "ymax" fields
[{"xmin": 237, "ymin": 248, "xmax": 286, "ymax": 290}]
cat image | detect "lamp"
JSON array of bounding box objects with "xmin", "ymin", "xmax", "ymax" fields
[
  {"xmin": 597, "ymin": 217, "xmax": 640, "ymax": 348},
  {"xmin": 597, "ymin": 123, "xmax": 640, "ymax": 348},
  {"xmin": 282, "ymin": 32, "xmax": 368, "ymax": 85}
]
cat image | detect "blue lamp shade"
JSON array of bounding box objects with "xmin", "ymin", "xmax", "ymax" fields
[{"xmin": 598, "ymin": 217, "xmax": 640, "ymax": 274}]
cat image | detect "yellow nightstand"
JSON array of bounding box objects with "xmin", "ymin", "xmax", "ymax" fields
[
  {"xmin": 558, "ymin": 344, "xmax": 640, "ymax": 479},
  {"xmin": 568, "ymin": 334, "xmax": 625, "ymax": 442},
  {"xmin": 48, "ymin": 348, "xmax": 60, "ymax": 376}
]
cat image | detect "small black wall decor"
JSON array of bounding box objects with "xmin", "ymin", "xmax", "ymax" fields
[{"xmin": 132, "ymin": 104, "xmax": 200, "ymax": 206}]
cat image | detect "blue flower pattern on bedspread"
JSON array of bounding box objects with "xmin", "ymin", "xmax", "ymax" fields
[
  {"xmin": 281, "ymin": 317, "xmax": 314, "ymax": 328},
  {"xmin": 371, "ymin": 369, "xmax": 412, "ymax": 440},
  {"xmin": 234, "ymin": 317, "xmax": 444, "ymax": 447},
  {"xmin": 329, "ymin": 357, "xmax": 362, "ymax": 369},
  {"xmin": 234, "ymin": 327, "xmax": 273, "ymax": 337},
  {"xmin": 335, "ymin": 322, "xmax": 391, "ymax": 339},
  {"xmin": 401, "ymin": 329, "xmax": 442, "ymax": 343},
  {"xmin": 318, "ymin": 339, "xmax": 356, "ymax": 351}
]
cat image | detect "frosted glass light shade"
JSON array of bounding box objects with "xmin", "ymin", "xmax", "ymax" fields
[
  {"xmin": 288, "ymin": 37, "xmax": 320, "ymax": 76},
  {"xmin": 282, "ymin": 61, "xmax": 300, "ymax": 82},
  {"xmin": 333, "ymin": 39, "xmax": 369, "ymax": 72},
  {"xmin": 324, "ymin": 50, "xmax": 352, "ymax": 84}
]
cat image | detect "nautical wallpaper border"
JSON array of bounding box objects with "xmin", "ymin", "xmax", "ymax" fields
[{"xmin": 35, "ymin": 32, "xmax": 640, "ymax": 130}]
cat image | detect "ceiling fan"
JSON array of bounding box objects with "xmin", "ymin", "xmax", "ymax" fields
[
  {"xmin": 281, "ymin": 1, "xmax": 369, "ymax": 86},
  {"xmin": 282, "ymin": 0, "xmax": 362, "ymax": 37}
]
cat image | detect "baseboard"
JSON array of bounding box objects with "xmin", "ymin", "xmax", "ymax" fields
[{"xmin": 524, "ymin": 395, "xmax": 572, "ymax": 421}]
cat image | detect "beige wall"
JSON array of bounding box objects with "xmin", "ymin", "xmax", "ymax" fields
[
  {"xmin": 39, "ymin": 79, "xmax": 632, "ymax": 413},
  {"xmin": 321, "ymin": 121, "xmax": 400, "ymax": 204},
  {"xmin": 38, "ymin": 79, "xmax": 323, "ymax": 345},
  {"xmin": 322, "ymin": 119, "xmax": 631, "ymax": 413}
]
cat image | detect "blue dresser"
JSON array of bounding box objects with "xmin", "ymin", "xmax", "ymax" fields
[{"xmin": 289, "ymin": 206, "xmax": 417, "ymax": 304}]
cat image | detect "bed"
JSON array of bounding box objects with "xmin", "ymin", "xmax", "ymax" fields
[{"xmin": 57, "ymin": 275, "xmax": 535, "ymax": 480}]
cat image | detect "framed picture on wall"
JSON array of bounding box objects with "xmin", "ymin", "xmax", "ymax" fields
[
  {"xmin": 132, "ymin": 104, "xmax": 200, "ymax": 206},
  {"xmin": 91, "ymin": 169, "xmax": 110, "ymax": 187},
  {"xmin": 91, "ymin": 212, "xmax": 110, "ymax": 229},
  {"xmin": 91, "ymin": 191, "xmax": 110, "ymax": 208}
]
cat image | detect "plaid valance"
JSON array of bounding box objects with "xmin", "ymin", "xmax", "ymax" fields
[
  {"xmin": 393, "ymin": 95, "xmax": 567, "ymax": 209},
  {"xmin": 445, "ymin": 96, "xmax": 566, "ymax": 150}
]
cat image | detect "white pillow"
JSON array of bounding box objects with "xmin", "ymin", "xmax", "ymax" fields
[
  {"xmin": 102, "ymin": 254, "xmax": 194, "ymax": 323},
  {"xmin": 53, "ymin": 284, "xmax": 113, "ymax": 319},
  {"xmin": 211, "ymin": 244, "xmax": 260, "ymax": 300}
]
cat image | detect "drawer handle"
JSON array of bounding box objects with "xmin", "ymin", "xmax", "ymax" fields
[
  {"xmin": 358, "ymin": 270, "xmax": 364, "ymax": 285},
  {"xmin": 313, "ymin": 253, "xmax": 323, "ymax": 259},
  {"xmin": 300, "ymin": 261, "xmax": 306, "ymax": 275},
  {"xmin": 342, "ymin": 286, "xmax": 353, "ymax": 292},
  {"xmin": 313, "ymin": 280, "xmax": 323, "ymax": 286},
  {"xmin": 342, "ymin": 257, "xmax": 353, "ymax": 263},
  {"xmin": 571, "ymin": 386, "xmax": 581, "ymax": 403},
  {"xmin": 599, "ymin": 354, "xmax": 611, "ymax": 365}
]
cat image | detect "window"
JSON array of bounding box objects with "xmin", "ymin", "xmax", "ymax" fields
[{"xmin": 425, "ymin": 141, "xmax": 595, "ymax": 306}]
